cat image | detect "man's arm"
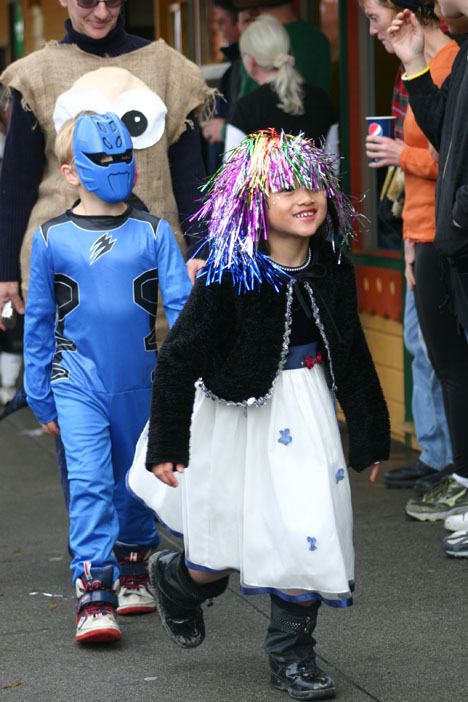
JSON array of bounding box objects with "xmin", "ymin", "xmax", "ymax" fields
[
  {"xmin": 168, "ymin": 113, "xmax": 207, "ymax": 258},
  {"xmin": 387, "ymin": 10, "xmax": 452, "ymax": 150},
  {"xmin": 404, "ymin": 70, "xmax": 452, "ymax": 153},
  {"xmin": 0, "ymin": 91, "xmax": 45, "ymax": 319}
]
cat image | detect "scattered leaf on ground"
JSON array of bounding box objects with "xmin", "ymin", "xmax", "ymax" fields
[{"xmin": 2, "ymin": 679, "xmax": 23, "ymax": 689}]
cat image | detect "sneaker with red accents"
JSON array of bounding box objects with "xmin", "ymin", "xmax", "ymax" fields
[
  {"xmin": 75, "ymin": 563, "xmax": 121, "ymax": 644},
  {"xmin": 114, "ymin": 545, "xmax": 156, "ymax": 615}
]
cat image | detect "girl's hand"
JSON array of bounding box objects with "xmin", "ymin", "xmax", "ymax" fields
[
  {"xmin": 370, "ymin": 462, "xmax": 380, "ymax": 483},
  {"xmin": 366, "ymin": 136, "xmax": 405, "ymax": 168},
  {"xmin": 41, "ymin": 420, "xmax": 60, "ymax": 437},
  {"xmin": 387, "ymin": 10, "xmax": 426, "ymax": 72},
  {"xmin": 150, "ymin": 462, "xmax": 185, "ymax": 488}
]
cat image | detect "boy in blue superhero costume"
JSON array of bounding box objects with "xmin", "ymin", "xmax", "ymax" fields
[{"xmin": 24, "ymin": 112, "xmax": 192, "ymax": 644}]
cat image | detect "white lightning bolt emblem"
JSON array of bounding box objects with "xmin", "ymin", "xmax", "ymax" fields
[{"xmin": 89, "ymin": 233, "xmax": 117, "ymax": 265}]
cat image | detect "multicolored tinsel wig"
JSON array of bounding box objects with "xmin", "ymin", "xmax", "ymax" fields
[{"xmin": 192, "ymin": 129, "xmax": 360, "ymax": 292}]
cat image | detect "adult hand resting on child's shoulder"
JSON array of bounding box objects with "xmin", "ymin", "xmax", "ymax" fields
[{"xmin": 151, "ymin": 462, "xmax": 186, "ymax": 488}]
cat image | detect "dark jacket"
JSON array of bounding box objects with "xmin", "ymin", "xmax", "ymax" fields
[
  {"xmin": 146, "ymin": 244, "xmax": 390, "ymax": 472},
  {"xmin": 405, "ymin": 40, "xmax": 468, "ymax": 258},
  {"xmin": 230, "ymin": 83, "xmax": 338, "ymax": 147},
  {"xmin": 218, "ymin": 43, "xmax": 241, "ymax": 122}
]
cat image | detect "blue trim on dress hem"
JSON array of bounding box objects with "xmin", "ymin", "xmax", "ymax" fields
[
  {"xmin": 240, "ymin": 585, "xmax": 353, "ymax": 608},
  {"xmin": 185, "ymin": 558, "xmax": 230, "ymax": 574},
  {"xmin": 185, "ymin": 559, "xmax": 353, "ymax": 607}
]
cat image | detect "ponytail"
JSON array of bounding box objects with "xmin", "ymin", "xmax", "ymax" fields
[{"xmin": 240, "ymin": 15, "xmax": 305, "ymax": 116}]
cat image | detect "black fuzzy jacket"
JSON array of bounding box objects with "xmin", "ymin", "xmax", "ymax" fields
[
  {"xmin": 405, "ymin": 41, "xmax": 468, "ymax": 258},
  {"xmin": 147, "ymin": 244, "xmax": 390, "ymax": 472}
]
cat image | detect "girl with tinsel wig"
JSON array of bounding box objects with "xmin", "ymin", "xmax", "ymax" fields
[{"xmin": 128, "ymin": 130, "xmax": 390, "ymax": 701}]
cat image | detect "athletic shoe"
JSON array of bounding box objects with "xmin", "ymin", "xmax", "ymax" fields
[
  {"xmin": 413, "ymin": 469, "xmax": 449, "ymax": 495},
  {"xmin": 444, "ymin": 510, "xmax": 468, "ymax": 532},
  {"xmin": 405, "ymin": 477, "xmax": 468, "ymax": 522},
  {"xmin": 75, "ymin": 564, "xmax": 121, "ymax": 644},
  {"xmin": 443, "ymin": 529, "xmax": 468, "ymax": 558},
  {"xmin": 114, "ymin": 546, "xmax": 156, "ymax": 615},
  {"xmin": 384, "ymin": 458, "xmax": 438, "ymax": 489}
]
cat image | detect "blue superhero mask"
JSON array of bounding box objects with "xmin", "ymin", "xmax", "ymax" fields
[{"xmin": 73, "ymin": 112, "xmax": 136, "ymax": 203}]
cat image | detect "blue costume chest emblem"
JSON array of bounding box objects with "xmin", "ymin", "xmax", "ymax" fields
[{"xmin": 89, "ymin": 233, "xmax": 117, "ymax": 265}]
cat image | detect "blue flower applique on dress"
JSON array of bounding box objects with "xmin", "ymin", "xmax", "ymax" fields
[
  {"xmin": 307, "ymin": 537, "xmax": 318, "ymax": 552},
  {"xmin": 335, "ymin": 468, "xmax": 346, "ymax": 484},
  {"xmin": 278, "ymin": 428, "xmax": 292, "ymax": 446}
]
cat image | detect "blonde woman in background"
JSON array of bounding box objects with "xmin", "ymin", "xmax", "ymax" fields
[{"xmin": 224, "ymin": 15, "xmax": 339, "ymax": 171}]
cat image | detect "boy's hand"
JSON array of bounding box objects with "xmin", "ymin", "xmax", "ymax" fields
[
  {"xmin": 150, "ymin": 462, "xmax": 185, "ymax": 488},
  {"xmin": 0, "ymin": 282, "xmax": 24, "ymax": 331},
  {"xmin": 40, "ymin": 420, "xmax": 60, "ymax": 437}
]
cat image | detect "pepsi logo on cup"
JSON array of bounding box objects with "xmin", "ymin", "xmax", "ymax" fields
[
  {"xmin": 365, "ymin": 115, "xmax": 395, "ymax": 140},
  {"xmin": 368, "ymin": 122, "xmax": 383, "ymax": 138}
]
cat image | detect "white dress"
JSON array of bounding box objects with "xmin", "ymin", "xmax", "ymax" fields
[{"xmin": 128, "ymin": 360, "xmax": 355, "ymax": 608}]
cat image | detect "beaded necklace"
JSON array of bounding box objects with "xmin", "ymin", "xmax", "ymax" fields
[{"xmin": 272, "ymin": 248, "xmax": 312, "ymax": 273}]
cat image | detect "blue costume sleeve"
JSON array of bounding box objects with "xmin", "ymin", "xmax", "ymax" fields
[
  {"xmin": 24, "ymin": 228, "xmax": 58, "ymax": 423},
  {"xmin": 155, "ymin": 219, "xmax": 192, "ymax": 327}
]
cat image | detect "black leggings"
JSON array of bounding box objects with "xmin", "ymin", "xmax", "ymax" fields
[{"xmin": 414, "ymin": 242, "xmax": 468, "ymax": 478}]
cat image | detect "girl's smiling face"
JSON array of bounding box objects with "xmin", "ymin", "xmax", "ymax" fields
[{"xmin": 266, "ymin": 187, "xmax": 328, "ymax": 242}]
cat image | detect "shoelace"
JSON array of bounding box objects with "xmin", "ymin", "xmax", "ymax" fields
[
  {"xmin": 120, "ymin": 573, "xmax": 149, "ymax": 591},
  {"xmin": 82, "ymin": 602, "xmax": 114, "ymax": 618},
  {"xmin": 422, "ymin": 476, "xmax": 452, "ymax": 502}
]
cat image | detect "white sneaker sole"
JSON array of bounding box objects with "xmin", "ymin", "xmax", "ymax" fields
[
  {"xmin": 75, "ymin": 624, "xmax": 122, "ymax": 644},
  {"xmin": 444, "ymin": 510, "xmax": 468, "ymax": 532},
  {"xmin": 117, "ymin": 602, "xmax": 156, "ymax": 615},
  {"xmin": 406, "ymin": 505, "xmax": 468, "ymax": 522}
]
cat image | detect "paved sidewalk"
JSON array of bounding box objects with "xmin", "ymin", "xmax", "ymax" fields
[{"xmin": 1, "ymin": 407, "xmax": 467, "ymax": 702}]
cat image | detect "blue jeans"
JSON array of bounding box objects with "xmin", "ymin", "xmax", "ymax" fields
[{"xmin": 403, "ymin": 288, "xmax": 453, "ymax": 470}]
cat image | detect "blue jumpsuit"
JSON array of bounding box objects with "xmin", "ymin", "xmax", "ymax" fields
[{"xmin": 24, "ymin": 207, "xmax": 192, "ymax": 583}]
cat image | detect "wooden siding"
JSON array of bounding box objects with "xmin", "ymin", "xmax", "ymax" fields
[
  {"xmin": 0, "ymin": 1, "xmax": 9, "ymax": 50},
  {"xmin": 21, "ymin": 1, "xmax": 67, "ymax": 54}
]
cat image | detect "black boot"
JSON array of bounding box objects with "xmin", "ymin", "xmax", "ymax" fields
[
  {"xmin": 265, "ymin": 595, "xmax": 336, "ymax": 700},
  {"xmin": 383, "ymin": 458, "xmax": 438, "ymax": 489},
  {"xmin": 148, "ymin": 550, "xmax": 229, "ymax": 648}
]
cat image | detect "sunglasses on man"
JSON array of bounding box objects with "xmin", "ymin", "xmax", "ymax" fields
[{"xmin": 76, "ymin": 0, "xmax": 125, "ymax": 9}]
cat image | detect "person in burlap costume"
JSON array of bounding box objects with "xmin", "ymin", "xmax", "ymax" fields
[
  {"xmin": 0, "ymin": 1, "xmax": 211, "ymax": 330},
  {"xmin": 0, "ymin": 0, "xmax": 210, "ymax": 613}
]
